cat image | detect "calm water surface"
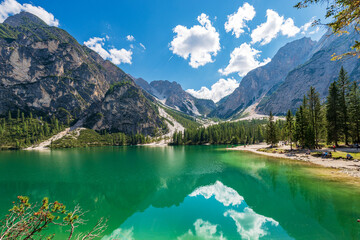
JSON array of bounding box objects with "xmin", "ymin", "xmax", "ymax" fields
[{"xmin": 0, "ymin": 146, "xmax": 359, "ymax": 239}]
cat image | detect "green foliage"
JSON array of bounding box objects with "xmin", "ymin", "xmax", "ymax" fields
[
  {"xmin": 337, "ymin": 67, "xmax": 351, "ymax": 144},
  {"xmin": 266, "ymin": 112, "xmax": 279, "ymax": 146},
  {"xmin": 348, "ymin": 82, "xmax": 360, "ymax": 144},
  {"xmin": 51, "ymin": 129, "xmax": 150, "ymax": 149},
  {"xmin": 164, "ymin": 108, "xmax": 201, "ymax": 129},
  {"xmin": 0, "ymin": 196, "xmax": 107, "ymax": 239},
  {"xmin": 295, "ymin": 0, "xmax": 360, "ymax": 59},
  {"xmin": 326, "ymin": 81, "xmax": 341, "ymax": 146},
  {"xmin": 171, "ymin": 119, "xmax": 267, "ymax": 145},
  {"xmin": 293, "ymin": 87, "xmax": 325, "ymax": 149},
  {"xmin": 285, "ymin": 110, "xmax": 295, "ymax": 150},
  {"xmin": 0, "ymin": 111, "xmax": 66, "ymax": 150},
  {"xmin": 288, "ymin": 67, "xmax": 360, "ymax": 148}
]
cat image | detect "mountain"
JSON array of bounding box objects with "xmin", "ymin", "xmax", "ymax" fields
[
  {"xmin": 0, "ymin": 12, "xmax": 165, "ymax": 135},
  {"xmin": 257, "ymin": 28, "xmax": 360, "ymax": 115},
  {"xmin": 212, "ymin": 37, "xmax": 316, "ymax": 119},
  {"xmin": 134, "ymin": 78, "xmax": 216, "ymax": 116}
]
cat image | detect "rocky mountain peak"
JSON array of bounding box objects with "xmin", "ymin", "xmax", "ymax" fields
[
  {"xmin": 4, "ymin": 12, "xmax": 47, "ymax": 28},
  {"xmin": 212, "ymin": 36, "xmax": 316, "ymax": 119}
]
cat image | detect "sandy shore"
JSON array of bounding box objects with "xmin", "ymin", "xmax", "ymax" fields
[{"xmin": 228, "ymin": 143, "xmax": 360, "ymax": 179}]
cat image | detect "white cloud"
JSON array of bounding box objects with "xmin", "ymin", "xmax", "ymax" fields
[
  {"xmin": 281, "ymin": 18, "xmax": 300, "ymax": 37},
  {"xmin": 224, "ymin": 2, "xmax": 255, "ymax": 38},
  {"xmin": 140, "ymin": 43, "xmax": 146, "ymax": 50},
  {"xmin": 178, "ymin": 219, "xmax": 226, "ymax": 240},
  {"xmin": 186, "ymin": 78, "xmax": 240, "ymax": 103},
  {"xmin": 251, "ymin": 9, "xmax": 300, "ymax": 45},
  {"xmin": 189, "ymin": 181, "xmax": 244, "ymax": 207},
  {"xmin": 84, "ymin": 37, "xmax": 110, "ymax": 59},
  {"xmin": 126, "ymin": 35, "xmax": 135, "ymax": 41},
  {"xmin": 109, "ymin": 48, "xmax": 132, "ymax": 64},
  {"xmin": 84, "ymin": 37, "xmax": 133, "ymax": 65},
  {"xmin": 170, "ymin": 13, "xmax": 220, "ymax": 68},
  {"xmin": 224, "ymin": 208, "xmax": 279, "ymax": 240},
  {"xmin": 300, "ymin": 18, "xmax": 320, "ymax": 35},
  {"xmin": 0, "ymin": 0, "xmax": 59, "ymax": 26},
  {"xmin": 219, "ymin": 43, "xmax": 271, "ymax": 77}
]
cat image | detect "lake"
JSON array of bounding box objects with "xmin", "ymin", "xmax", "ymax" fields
[{"xmin": 0, "ymin": 146, "xmax": 359, "ymax": 239}]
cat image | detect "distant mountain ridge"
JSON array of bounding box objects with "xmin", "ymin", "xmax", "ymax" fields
[
  {"xmin": 133, "ymin": 77, "xmax": 216, "ymax": 116},
  {"xmin": 2, "ymin": 11, "xmax": 360, "ymax": 136},
  {"xmin": 211, "ymin": 37, "xmax": 317, "ymax": 119},
  {"xmin": 257, "ymin": 28, "xmax": 360, "ymax": 115},
  {"xmin": 210, "ymin": 28, "xmax": 360, "ymax": 118}
]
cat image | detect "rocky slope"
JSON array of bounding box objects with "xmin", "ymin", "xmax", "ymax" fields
[
  {"xmin": 0, "ymin": 12, "xmax": 165, "ymax": 135},
  {"xmin": 257, "ymin": 28, "xmax": 360, "ymax": 115},
  {"xmin": 212, "ymin": 37, "xmax": 316, "ymax": 119},
  {"xmin": 134, "ymin": 78, "xmax": 216, "ymax": 116},
  {"xmin": 84, "ymin": 82, "xmax": 166, "ymax": 135}
]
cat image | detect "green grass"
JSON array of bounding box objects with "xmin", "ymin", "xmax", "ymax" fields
[
  {"xmin": 331, "ymin": 151, "xmax": 360, "ymax": 160},
  {"xmin": 258, "ymin": 148, "xmax": 289, "ymax": 154}
]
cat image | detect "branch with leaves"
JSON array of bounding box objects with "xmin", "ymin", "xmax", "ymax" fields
[
  {"xmin": 0, "ymin": 196, "xmax": 107, "ymax": 240},
  {"xmin": 295, "ymin": 0, "xmax": 360, "ymax": 59}
]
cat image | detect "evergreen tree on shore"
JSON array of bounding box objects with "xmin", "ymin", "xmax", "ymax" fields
[
  {"xmin": 307, "ymin": 86, "xmax": 324, "ymax": 148},
  {"xmin": 326, "ymin": 81, "xmax": 341, "ymax": 146},
  {"xmin": 337, "ymin": 66, "xmax": 350, "ymax": 145},
  {"xmin": 295, "ymin": 105, "xmax": 307, "ymax": 148},
  {"xmin": 348, "ymin": 82, "xmax": 360, "ymax": 144},
  {"xmin": 285, "ymin": 110, "xmax": 294, "ymax": 150},
  {"xmin": 266, "ymin": 112, "xmax": 278, "ymax": 147}
]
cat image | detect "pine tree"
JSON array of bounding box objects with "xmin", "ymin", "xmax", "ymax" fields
[
  {"xmin": 337, "ymin": 66, "xmax": 351, "ymax": 144},
  {"xmin": 295, "ymin": 105, "xmax": 307, "ymax": 148},
  {"xmin": 326, "ymin": 81, "xmax": 341, "ymax": 146},
  {"xmin": 307, "ymin": 87, "xmax": 324, "ymax": 148},
  {"xmin": 266, "ymin": 112, "xmax": 278, "ymax": 147},
  {"xmin": 348, "ymin": 82, "xmax": 360, "ymax": 144},
  {"xmin": 285, "ymin": 110, "xmax": 294, "ymax": 150}
]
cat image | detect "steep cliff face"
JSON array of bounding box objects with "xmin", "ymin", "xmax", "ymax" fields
[
  {"xmin": 212, "ymin": 37, "xmax": 316, "ymax": 119},
  {"xmin": 84, "ymin": 82, "xmax": 165, "ymax": 135},
  {"xmin": 0, "ymin": 12, "xmax": 132, "ymax": 117},
  {"xmin": 134, "ymin": 78, "xmax": 216, "ymax": 116},
  {"xmin": 257, "ymin": 29, "xmax": 360, "ymax": 115},
  {"xmin": 0, "ymin": 12, "xmax": 165, "ymax": 135}
]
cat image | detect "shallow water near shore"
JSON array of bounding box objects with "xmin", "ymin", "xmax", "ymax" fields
[{"xmin": 0, "ymin": 145, "xmax": 359, "ymax": 239}]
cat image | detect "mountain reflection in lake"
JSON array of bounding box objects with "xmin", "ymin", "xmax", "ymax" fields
[
  {"xmin": 103, "ymin": 181, "xmax": 292, "ymax": 240},
  {"xmin": 0, "ymin": 146, "xmax": 359, "ymax": 239}
]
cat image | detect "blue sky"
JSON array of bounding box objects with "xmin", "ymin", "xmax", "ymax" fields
[{"xmin": 6, "ymin": 0, "xmax": 326, "ymax": 102}]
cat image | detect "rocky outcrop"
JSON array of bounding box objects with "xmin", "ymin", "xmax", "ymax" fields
[
  {"xmin": 257, "ymin": 28, "xmax": 360, "ymax": 115},
  {"xmin": 0, "ymin": 12, "xmax": 165, "ymax": 135},
  {"xmin": 84, "ymin": 82, "xmax": 166, "ymax": 135},
  {"xmin": 134, "ymin": 78, "xmax": 216, "ymax": 116},
  {"xmin": 212, "ymin": 37, "xmax": 316, "ymax": 119}
]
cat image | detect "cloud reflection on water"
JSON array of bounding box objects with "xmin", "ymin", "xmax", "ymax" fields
[
  {"xmin": 189, "ymin": 181, "xmax": 244, "ymax": 207},
  {"xmin": 103, "ymin": 181, "xmax": 291, "ymax": 240},
  {"xmin": 178, "ymin": 219, "xmax": 226, "ymax": 240}
]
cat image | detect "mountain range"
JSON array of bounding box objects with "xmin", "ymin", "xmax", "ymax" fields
[
  {"xmin": 0, "ymin": 12, "xmax": 166, "ymax": 135},
  {"xmin": 1, "ymin": 11, "xmax": 360, "ymax": 137},
  {"xmin": 213, "ymin": 28, "xmax": 360, "ymax": 117},
  {"xmin": 133, "ymin": 78, "xmax": 216, "ymax": 116}
]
